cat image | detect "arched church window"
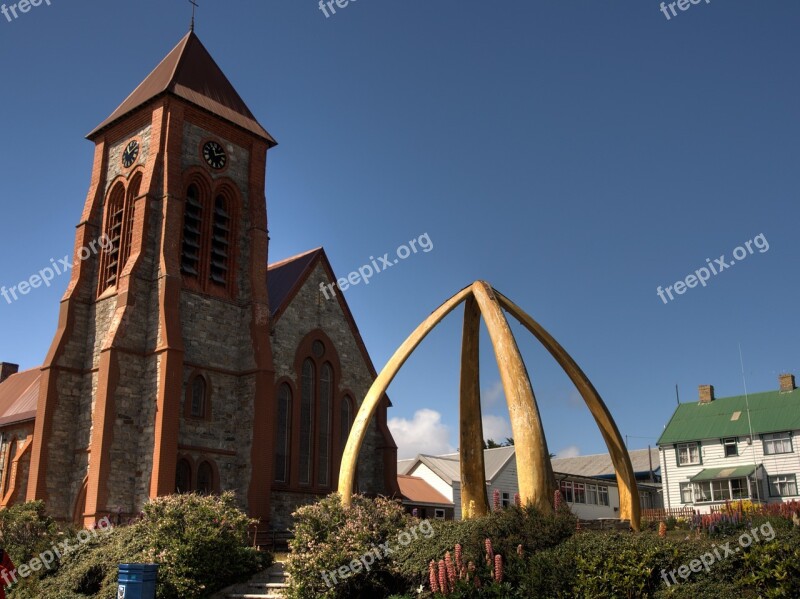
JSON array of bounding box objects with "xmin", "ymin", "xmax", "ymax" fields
[
  {"xmin": 120, "ymin": 174, "xmax": 140, "ymax": 270},
  {"xmin": 274, "ymin": 383, "xmax": 292, "ymax": 483},
  {"xmin": 197, "ymin": 461, "xmax": 214, "ymax": 495},
  {"xmin": 299, "ymin": 359, "xmax": 315, "ymax": 485},
  {"xmin": 317, "ymin": 363, "xmax": 333, "ymax": 487},
  {"xmin": 99, "ymin": 183, "xmax": 125, "ymax": 291},
  {"xmin": 340, "ymin": 395, "xmax": 353, "ymax": 459},
  {"xmin": 190, "ymin": 375, "xmax": 208, "ymax": 419},
  {"xmin": 175, "ymin": 459, "xmax": 192, "ymax": 494},
  {"xmin": 181, "ymin": 184, "xmax": 203, "ymax": 278},
  {"xmin": 210, "ymin": 195, "xmax": 231, "ymax": 287}
]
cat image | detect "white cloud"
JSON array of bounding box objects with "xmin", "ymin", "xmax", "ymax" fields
[
  {"xmin": 389, "ymin": 409, "xmax": 455, "ymax": 459},
  {"xmin": 482, "ymin": 414, "xmax": 512, "ymax": 443},
  {"xmin": 555, "ymin": 445, "xmax": 581, "ymax": 458}
]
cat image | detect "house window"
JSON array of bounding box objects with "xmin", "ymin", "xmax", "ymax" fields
[
  {"xmin": 175, "ymin": 459, "xmax": 192, "ymax": 494},
  {"xmin": 299, "ymin": 359, "xmax": 315, "ymax": 485},
  {"xmin": 677, "ymin": 442, "xmax": 701, "ymax": 466},
  {"xmin": 573, "ymin": 483, "xmax": 586, "ymax": 504},
  {"xmin": 189, "ymin": 376, "xmax": 208, "ymax": 419},
  {"xmin": 501, "ymin": 492, "xmax": 511, "ymax": 508},
  {"xmin": 680, "ymin": 482, "xmax": 694, "ymax": 503},
  {"xmin": 763, "ymin": 432, "xmax": 793, "ymax": 455},
  {"xmin": 693, "ymin": 477, "xmax": 749, "ymax": 503},
  {"xmin": 196, "ymin": 461, "xmax": 214, "ymax": 495},
  {"xmin": 316, "ymin": 363, "xmax": 333, "ymax": 487},
  {"xmin": 723, "ymin": 438, "xmax": 738, "ymax": 457},
  {"xmin": 559, "ymin": 480, "xmax": 573, "ymax": 503},
  {"xmin": 731, "ymin": 478, "xmax": 749, "ymax": 500},
  {"xmin": 181, "ymin": 184, "xmax": 203, "ymax": 278},
  {"xmin": 769, "ymin": 475, "xmax": 798, "ymax": 497},
  {"xmin": 586, "ymin": 484, "xmax": 598, "ymax": 505},
  {"xmin": 274, "ymin": 383, "xmax": 292, "ymax": 483},
  {"xmin": 434, "ymin": 509, "xmax": 446, "ymax": 520},
  {"xmin": 598, "ymin": 486, "xmax": 609, "ymax": 506},
  {"xmin": 711, "ymin": 480, "xmax": 732, "ymax": 501}
]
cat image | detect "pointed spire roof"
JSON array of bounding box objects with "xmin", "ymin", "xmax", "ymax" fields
[{"xmin": 89, "ymin": 31, "xmax": 276, "ymax": 145}]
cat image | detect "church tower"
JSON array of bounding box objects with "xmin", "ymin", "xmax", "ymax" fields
[{"xmin": 26, "ymin": 32, "xmax": 278, "ymax": 526}]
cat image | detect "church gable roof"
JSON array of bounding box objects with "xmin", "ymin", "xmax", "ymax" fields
[
  {"xmin": 0, "ymin": 368, "xmax": 40, "ymax": 426},
  {"xmin": 88, "ymin": 31, "xmax": 276, "ymax": 144}
]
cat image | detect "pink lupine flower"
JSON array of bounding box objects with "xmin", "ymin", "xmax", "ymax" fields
[
  {"xmin": 438, "ymin": 559, "xmax": 449, "ymax": 595},
  {"xmin": 554, "ymin": 489, "xmax": 564, "ymax": 511},
  {"xmin": 494, "ymin": 554, "xmax": 504, "ymax": 583},
  {"xmin": 517, "ymin": 543, "xmax": 523, "ymax": 557},
  {"xmin": 429, "ymin": 560, "xmax": 439, "ymax": 593},
  {"xmin": 485, "ymin": 538, "xmax": 494, "ymax": 565},
  {"xmin": 493, "ymin": 488, "xmax": 501, "ymax": 511},
  {"xmin": 514, "ymin": 492, "xmax": 521, "ymax": 507},
  {"xmin": 455, "ymin": 543, "xmax": 464, "ymax": 578},
  {"xmin": 445, "ymin": 551, "xmax": 457, "ymax": 587}
]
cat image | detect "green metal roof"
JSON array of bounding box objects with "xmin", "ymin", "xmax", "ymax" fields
[
  {"xmin": 690, "ymin": 465, "xmax": 757, "ymax": 482},
  {"xmin": 658, "ymin": 388, "xmax": 800, "ymax": 445}
]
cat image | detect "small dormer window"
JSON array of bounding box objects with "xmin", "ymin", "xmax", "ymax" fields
[{"xmin": 723, "ymin": 437, "xmax": 738, "ymax": 458}]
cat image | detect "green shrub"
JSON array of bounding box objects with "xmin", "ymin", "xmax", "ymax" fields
[
  {"xmin": 392, "ymin": 504, "xmax": 576, "ymax": 589},
  {"xmin": 741, "ymin": 526, "xmax": 800, "ymax": 598},
  {"xmin": 9, "ymin": 492, "xmax": 267, "ymax": 599},
  {"xmin": 0, "ymin": 501, "xmax": 61, "ymax": 565},
  {"xmin": 285, "ymin": 493, "xmax": 411, "ymax": 599}
]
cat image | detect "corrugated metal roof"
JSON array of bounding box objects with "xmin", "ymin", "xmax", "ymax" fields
[
  {"xmin": 414, "ymin": 446, "xmax": 517, "ymax": 483},
  {"xmin": 690, "ymin": 465, "xmax": 758, "ymax": 482},
  {"xmin": 552, "ymin": 447, "xmax": 660, "ymax": 479},
  {"xmin": 407, "ymin": 446, "xmax": 658, "ymax": 484},
  {"xmin": 657, "ymin": 388, "xmax": 800, "ymax": 445},
  {"xmin": 88, "ymin": 31, "xmax": 276, "ymax": 144},
  {"xmin": 398, "ymin": 475, "xmax": 453, "ymax": 506},
  {"xmin": 0, "ymin": 368, "xmax": 40, "ymax": 425}
]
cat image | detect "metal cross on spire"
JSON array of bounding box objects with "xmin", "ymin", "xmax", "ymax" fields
[{"xmin": 189, "ymin": 0, "xmax": 198, "ymax": 32}]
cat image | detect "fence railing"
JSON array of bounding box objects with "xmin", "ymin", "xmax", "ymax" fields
[{"xmin": 641, "ymin": 506, "xmax": 697, "ymax": 522}]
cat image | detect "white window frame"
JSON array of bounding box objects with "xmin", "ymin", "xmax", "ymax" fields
[
  {"xmin": 723, "ymin": 437, "xmax": 738, "ymax": 458},
  {"xmin": 692, "ymin": 477, "xmax": 750, "ymax": 503},
  {"xmin": 586, "ymin": 484, "xmax": 599, "ymax": 505},
  {"xmin": 434, "ymin": 508, "xmax": 446, "ymax": 520},
  {"xmin": 559, "ymin": 480, "xmax": 574, "ymax": 503},
  {"xmin": 768, "ymin": 474, "xmax": 798, "ymax": 497},
  {"xmin": 501, "ymin": 492, "xmax": 510, "ymax": 508},
  {"xmin": 677, "ymin": 442, "xmax": 701, "ymax": 466},
  {"xmin": 598, "ymin": 486, "xmax": 609, "ymax": 506},
  {"xmin": 763, "ymin": 432, "xmax": 793, "ymax": 456},
  {"xmin": 680, "ymin": 482, "xmax": 694, "ymax": 504},
  {"xmin": 573, "ymin": 483, "xmax": 586, "ymax": 504}
]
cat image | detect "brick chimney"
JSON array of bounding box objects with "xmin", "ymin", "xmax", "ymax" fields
[
  {"xmin": 699, "ymin": 384, "xmax": 715, "ymax": 404},
  {"xmin": 0, "ymin": 363, "xmax": 19, "ymax": 384},
  {"xmin": 779, "ymin": 373, "xmax": 796, "ymax": 393}
]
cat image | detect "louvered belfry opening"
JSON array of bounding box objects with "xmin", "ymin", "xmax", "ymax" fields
[
  {"xmin": 99, "ymin": 183, "xmax": 126, "ymax": 292},
  {"xmin": 181, "ymin": 184, "xmax": 203, "ymax": 278},
  {"xmin": 210, "ymin": 195, "xmax": 230, "ymax": 287}
]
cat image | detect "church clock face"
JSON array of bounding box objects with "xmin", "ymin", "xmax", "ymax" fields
[
  {"xmin": 203, "ymin": 141, "xmax": 227, "ymax": 170},
  {"xmin": 121, "ymin": 140, "xmax": 139, "ymax": 168}
]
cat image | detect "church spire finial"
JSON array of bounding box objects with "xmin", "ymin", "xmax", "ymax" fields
[{"xmin": 189, "ymin": 0, "xmax": 198, "ymax": 32}]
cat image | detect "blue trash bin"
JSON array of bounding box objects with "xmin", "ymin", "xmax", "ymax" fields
[{"xmin": 117, "ymin": 563, "xmax": 158, "ymax": 599}]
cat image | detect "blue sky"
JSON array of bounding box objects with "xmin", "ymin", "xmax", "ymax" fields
[{"xmin": 0, "ymin": 1, "xmax": 797, "ymax": 460}]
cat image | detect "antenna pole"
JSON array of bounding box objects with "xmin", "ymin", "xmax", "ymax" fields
[{"xmin": 739, "ymin": 343, "xmax": 761, "ymax": 503}]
